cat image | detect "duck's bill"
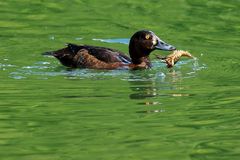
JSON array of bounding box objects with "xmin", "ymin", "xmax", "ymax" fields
[{"xmin": 155, "ymin": 39, "xmax": 176, "ymax": 51}]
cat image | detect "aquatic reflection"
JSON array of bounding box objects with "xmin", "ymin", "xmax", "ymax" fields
[
  {"xmin": 136, "ymin": 109, "xmax": 165, "ymax": 114},
  {"xmin": 127, "ymin": 71, "xmax": 168, "ymax": 113},
  {"xmin": 127, "ymin": 64, "xmax": 197, "ymax": 114}
]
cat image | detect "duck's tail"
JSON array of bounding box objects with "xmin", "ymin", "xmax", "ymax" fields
[
  {"xmin": 42, "ymin": 51, "xmax": 55, "ymax": 56},
  {"xmin": 42, "ymin": 43, "xmax": 80, "ymax": 56}
]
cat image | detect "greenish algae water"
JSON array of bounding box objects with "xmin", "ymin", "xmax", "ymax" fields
[{"xmin": 0, "ymin": 0, "xmax": 240, "ymax": 159}]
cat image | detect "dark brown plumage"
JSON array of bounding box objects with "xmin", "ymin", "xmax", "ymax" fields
[{"xmin": 44, "ymin": 30, "xmax": 176, "ymax": 69}]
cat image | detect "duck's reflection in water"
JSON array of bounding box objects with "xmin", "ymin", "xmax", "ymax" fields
[{"xmin": 128, "ymin": 70, "xmax": 190, "ymax": 113}]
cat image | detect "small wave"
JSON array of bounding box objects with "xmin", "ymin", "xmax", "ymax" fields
[
  {"xmin": 92, "ymin": 38, "xmax": 129, "ymax": 45},
  {"xmin": 9, "ymin": 58, "xmax": 205, "ymax": 81},
  {"xmin": 75, "ymin": 37, "xmax": 83, "ymax": 41},
  {"xmin": 0, "ymin": 63, "xmax": 16, "ymax": 71}
]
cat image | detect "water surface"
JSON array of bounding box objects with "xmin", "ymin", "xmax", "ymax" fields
[{"xmin": 0, "ymin": 0, "xmax": 240, "ymax": 160}]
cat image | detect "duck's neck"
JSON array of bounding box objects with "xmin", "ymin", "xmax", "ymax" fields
[{"xmin": 129, "ymin": 43, "xmax": 152, "ymax": 67}]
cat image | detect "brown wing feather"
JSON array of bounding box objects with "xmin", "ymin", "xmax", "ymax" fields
[
  {"xmin": 81, "ymin": 45, "xmax": 131, "ymax": 63},
  {"xmin": 74, "ymin": 49, "xmax": 125, "ymax": 69}
]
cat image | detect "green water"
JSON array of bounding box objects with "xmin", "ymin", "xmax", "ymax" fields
[{"xmin": 0, "ymin": 0, "xmax": 240, "ymax": 159}]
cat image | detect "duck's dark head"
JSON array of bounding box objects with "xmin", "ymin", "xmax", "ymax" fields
[{"xmin": 129, "ymin": 30, "xmax": 176, "ymax": 65}]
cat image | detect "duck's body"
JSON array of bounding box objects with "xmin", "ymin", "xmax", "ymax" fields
[
  {"xmin": 45, "ymin": 30, "xmax": 176, "ymax": 69},
  {"xmin": 49, "ymin": 44, "xmax": 132, "ymax": 69}
]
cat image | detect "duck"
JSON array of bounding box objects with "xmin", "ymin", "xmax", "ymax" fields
[{"xmin": 44, "ymin": 30, "xmax": 176, "ymax": 69}]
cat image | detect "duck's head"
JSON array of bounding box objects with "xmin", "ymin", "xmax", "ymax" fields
[{"xmin": 129, "ymin": 30, "xmax": 176, "ymax": 65}]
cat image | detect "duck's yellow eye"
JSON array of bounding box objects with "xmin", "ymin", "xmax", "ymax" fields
[
  {"xmin": 145, "ymin": 34, "xmax": 151, "ymax": 40},
  {"xmin": 153, "ymin": 39, "xmax": 157, "ymax": 45}
]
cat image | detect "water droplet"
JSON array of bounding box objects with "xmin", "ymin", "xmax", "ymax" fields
[
  {"xmin": 75, "ymin": 37, "xmax": 83, "ymax": 40},
  {"xmin": 49, "ymin": 36, "xmax": 55, "ymax": 40}
]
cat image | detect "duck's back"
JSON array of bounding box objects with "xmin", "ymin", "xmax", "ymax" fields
[{"xmin": 48, "ymin": 44, "xmax": 131, "ymax": 69}]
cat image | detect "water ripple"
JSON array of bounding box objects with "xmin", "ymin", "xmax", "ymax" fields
[
  {"xmin": 8, "ymin": 57, "xmax": 205, "ymax": 81},
  {"xmin": 0, "ymin": 63, "xmax": 16, "ymax": 71}
]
